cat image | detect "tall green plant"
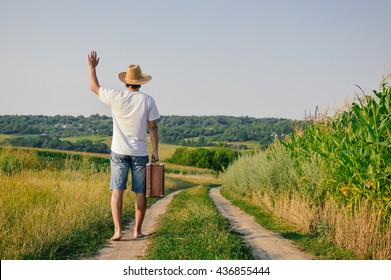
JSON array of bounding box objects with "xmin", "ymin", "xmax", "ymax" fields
[{"xmin": 283, "ymin": 84, "xmax": 391, "ymax": 212}]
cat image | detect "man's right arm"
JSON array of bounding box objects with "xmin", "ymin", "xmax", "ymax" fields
[{"xmin": 88, "ymin": 50, "xmax": 100, "ymax": 95}]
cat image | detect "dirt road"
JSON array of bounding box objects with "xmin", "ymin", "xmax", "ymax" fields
[
  {"xmin": 209, "ymin": 187, "xmax": 313, "ymax": 260},
  {"xmin": 89, "ymin": 187, "xmax": 312, "ymax": 260}
]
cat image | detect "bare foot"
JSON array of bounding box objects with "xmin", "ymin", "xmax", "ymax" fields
[
  {"xmin": 133, "ymin": 232, "xmax": 145, "ymax": 239},
  {"xmin": 110, "ymin": 233, "xmax": 122, "ymax": 241}
]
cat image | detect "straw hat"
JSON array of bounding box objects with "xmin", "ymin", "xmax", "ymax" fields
[{"xmin": 118, "ymin": 64, "xmax": 152, "ymax": 85}]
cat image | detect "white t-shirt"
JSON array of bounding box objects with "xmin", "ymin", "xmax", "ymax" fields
[{"xmin": 98, "ymin": 87, "xmax": 160, "ymax": 156}]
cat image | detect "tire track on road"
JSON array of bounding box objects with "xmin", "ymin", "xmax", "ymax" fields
[{"xmin": 209, "ymin": 186, "xmax": 313, "ymax": 260}]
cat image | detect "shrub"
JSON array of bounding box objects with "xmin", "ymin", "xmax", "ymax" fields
[{"xmin": 167, "ymin": 147, "xmax": 239, "ymax": 172}]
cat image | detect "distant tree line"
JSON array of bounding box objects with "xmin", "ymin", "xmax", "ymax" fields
[
  {"xmin": 158, "ymin": 115, "xmax": 302, "ymax": 148},
  {"xmin": 3, "ymin": 135, "xmax": 110, "ymax": 154},
  {"xmin": 0, "ymin": 114, "xmax": 112, "ymax": 137},
  {"xmin": 0, "ymin": 114, "xmax": 302, "ymax": 151}
]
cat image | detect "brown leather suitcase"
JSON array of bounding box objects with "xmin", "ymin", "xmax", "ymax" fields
[{"xmin": 146, "ymin": 163, "xmax": 165, "ymax": 198}]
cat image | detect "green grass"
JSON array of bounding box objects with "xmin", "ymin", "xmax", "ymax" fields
[
  {"xmin": 146, "ymin": 185, "xmax": 252, "ymax": 260},
  {"xmin": 220, "ymin": 187, "xmax": 357, "ymax": 260}
]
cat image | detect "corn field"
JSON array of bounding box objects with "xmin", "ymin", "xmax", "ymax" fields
[{"xmin": 284, "ymin": 84, "xmax": 391, "ymax": 213}]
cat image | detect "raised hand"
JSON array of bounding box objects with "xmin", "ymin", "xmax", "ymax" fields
[{"xmin": 88, "ymin": 50, "xmax": 100, "ymax": 68}]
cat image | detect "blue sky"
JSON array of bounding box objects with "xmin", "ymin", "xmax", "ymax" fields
[{"xmin": 0, "ymin": 0, "xmax": 390, "ymax": 120}]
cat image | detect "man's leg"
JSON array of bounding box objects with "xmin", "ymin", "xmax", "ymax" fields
[
  {"xmin": 109, "ymin": 151, "xmax": 130, "ymax": 241},
  {"xmin": 111, "ymin": 189, "xmax": 124, "ymax": 240},
  {"xmin": 134, "ymin": 192, "xmax": 146, "ymax": 238},
  {"xmin": 131, "ymin": 155, "xmax": 149, "ymax": 238}
]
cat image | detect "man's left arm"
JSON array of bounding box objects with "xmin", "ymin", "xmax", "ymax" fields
[{"xmin": 88, "ymin": 50, "xmax": 100, "ymax": 95}]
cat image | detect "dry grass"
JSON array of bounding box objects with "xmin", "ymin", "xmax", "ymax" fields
[
  {"xmin": 147, "ymin": 139, "xmax": 181, "ymax": 161},
  {"xmin": 0, "ymin": 168, "xmax": 120, "ymax": 259},
  {"xmin": 321, "ymin": 199, "xmax": 391, "ymax": 259},
  {"xmin": 248, "ymin": 189, "xmax": 391, "ymax": 259},
  {"xmin": 0, "ymin": 134, "xmax": 11, "ymax": 142}
]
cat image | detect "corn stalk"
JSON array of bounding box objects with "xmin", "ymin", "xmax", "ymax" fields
[{"xmin": 283, "ymin": 84, "xmax": 391, "ymax": 214}]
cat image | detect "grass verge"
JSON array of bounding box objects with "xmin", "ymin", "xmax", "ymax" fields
[
  {"xmin": 220, "ymin": 187, "xmax": 357, "ymax": 260},
  {"xmin": 146, "ymin": 185, "xmax": 252, "ymax": 260}
]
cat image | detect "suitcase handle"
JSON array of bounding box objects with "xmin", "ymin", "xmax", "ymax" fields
[{"xmin": 151, "ymin": 154, "xmax": 159, "ymax": 163}]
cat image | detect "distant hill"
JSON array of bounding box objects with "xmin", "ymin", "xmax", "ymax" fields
[{"xmin": 0, "ymin": 114, "xmax": 303, "ymax": 150}]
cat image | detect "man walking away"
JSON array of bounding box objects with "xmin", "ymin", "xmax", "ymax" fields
[{"xmin": 87, "ymin": 50, "xmax": 160, "ymax": 240}]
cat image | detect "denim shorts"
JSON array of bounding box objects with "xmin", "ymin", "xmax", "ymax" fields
[{"xmin": 110, "ymin": 151, "xmax": 149, "ymax": 193}]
